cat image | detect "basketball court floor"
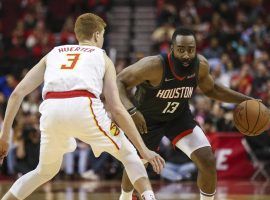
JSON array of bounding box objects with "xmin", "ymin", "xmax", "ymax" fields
[{"xmin": 0, "ymin": 180, "xmax": 269, "ymax": 200}]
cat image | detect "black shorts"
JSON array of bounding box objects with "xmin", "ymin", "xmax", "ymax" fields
[{"xmin": 142, "ymin": 111, "xmax": 197, "ymax": 151}]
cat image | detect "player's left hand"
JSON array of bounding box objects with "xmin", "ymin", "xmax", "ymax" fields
[
  {"xmin": 0, "ymin": 138, "xmax": 9, "ymax": 165},
  {"xmin": 140, "ymin": 149, "xmax": 165, "ymax": 174}
]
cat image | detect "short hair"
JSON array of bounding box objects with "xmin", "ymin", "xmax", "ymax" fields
[
  {"xmin": 74, "ymin": 13, "xmax": 106, "ymax": 41},
  {"xmin": 172, "ymin": 27, "xmax": 196, "ymax": 43}
]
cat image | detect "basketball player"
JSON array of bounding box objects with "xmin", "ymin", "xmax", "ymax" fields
[
  {"xmin": 0, "ymin": 13, "xmax": 165, "ymax": 200},
  {"xmin": 117, "ymin": 27, "xmax": 254, "ymax": 200}
]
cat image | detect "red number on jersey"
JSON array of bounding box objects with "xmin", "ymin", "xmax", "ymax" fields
[{"xmin": 61, "ymin": 53, "xmax": 80, "ymax": 69}]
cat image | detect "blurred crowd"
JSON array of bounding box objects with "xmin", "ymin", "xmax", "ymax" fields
[{"xmin": 0, "ymin": 0, "xmax": 270, "ymax": 181}]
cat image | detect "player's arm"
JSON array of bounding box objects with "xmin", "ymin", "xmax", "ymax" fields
[
  {"xmin": 102, "ymin": 54, "xmax": 165, "ymax": 173},
  {"xmin": 0, "ymin": 56, "xmax": 46, "ymax": 142},
  {"xmin": 116, "ymin": 56, "xmax": 163, "ymax": 110},
  {"xmin": 198, "ymin": 55, "xmax": 253, "ymax": 104}
]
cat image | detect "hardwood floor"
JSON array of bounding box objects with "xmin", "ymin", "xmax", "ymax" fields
[{"xmin": 0, "ymin": 180, "xmax": 269, "ymax": 200}]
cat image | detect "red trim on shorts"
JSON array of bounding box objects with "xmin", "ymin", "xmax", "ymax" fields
[
  {"xmin": 88, "ymin": 98, "xmax": 120, "ymax": 150},
  {"xmin": 45, "ymin": 90, "xmax": 96, "ymax": 99},
  {"xmin": 172, "ymin": 129, "xmax": 193, "ymax": 148}
]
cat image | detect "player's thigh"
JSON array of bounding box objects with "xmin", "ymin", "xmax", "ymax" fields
[
  {"xmin": 39, "ymin": 131, "xmax": 76, "ymax": 165},
  {"xmin": 174, "ymin": 125, "xmax": 211, "ymax": 158},
  {"xmin": 77, "ymin": 118, "xmax": 122, "ymax": 157},
  {"xmin": 76, "ymin": 97, "xmax": 123, "ymax": 156}
]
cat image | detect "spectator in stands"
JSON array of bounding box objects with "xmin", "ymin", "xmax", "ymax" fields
[
  {"xmin": 59, "ymin": 16, "xmax": 76, "ymax": 45},
  {"xmin": 0, "ymin": 75, "xmax": 17, "ymax": 99},
  {"xmin": 202, "ymin": 37, "xmax": 223, "ymax": 59},
  {"xmin": 231, "ymin": 63, "xmax": 253, "ymax": 95},
  {"xmin": 157, "ymin": 3, "xmax": 178, "ymax": 26},
  {"xmin": 63, "ymin": 141, "xmax": 90, "ymax": 180},
  {"xmin": 14, "ymin": 127, "xmax": 40, "ymax": 176}
]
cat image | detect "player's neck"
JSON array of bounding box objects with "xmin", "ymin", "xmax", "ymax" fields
[{"xmin": 79, "ymin": 40, "xmax": 97, "ymax": 47}]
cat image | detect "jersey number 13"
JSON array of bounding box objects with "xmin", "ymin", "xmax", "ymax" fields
[{"xmin": 162, "ymin": 102, "xmax": 180, "ymax": 113}]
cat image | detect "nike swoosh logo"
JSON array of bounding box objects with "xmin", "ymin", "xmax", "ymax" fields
[
  {"xmin": 187, "ymin": 73, "xmax": 195, "ymax": 79},
  {"xmin": 165, "ymin": 78, "xmax": 175, "ymax": 82}
]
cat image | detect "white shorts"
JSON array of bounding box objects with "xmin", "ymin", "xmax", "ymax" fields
[
  {"xmin": 175, "ymin": 125, "xmax": 211, "ymax": 158},
  {"xmin": 39, "ymin": 97, "xmax": 147, "ymax": 183},
  {"xmin": 39, "ymin": 97, "xmax": 123, "ymax": 157}
]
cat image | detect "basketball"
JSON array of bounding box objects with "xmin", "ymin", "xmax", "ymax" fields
[{"xmin": 233, "ymin": 100, "xmax": 270, "ymax": 136}]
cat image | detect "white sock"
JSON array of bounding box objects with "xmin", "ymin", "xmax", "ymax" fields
[
  {"xmin": 200, "ymin": 189, "xmax": 216, "ymax": 200},
  {"xmin": 141, "ymin": 190, "xmax": 156, "ymax": 200},
  {"xmin": 119, "ymin": 188, "xmax": 134, "ymax": 200}
]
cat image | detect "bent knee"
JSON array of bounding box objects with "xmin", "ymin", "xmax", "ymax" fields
[
  {"xmin": 203, "ymin": 153, "xmax": 216, "ymax": 168},
  {"xmin": 36, "ymin": 162, "xmax": 61, "ymax": 179},
  {"xmin": 191, "ymin": 148, "xmax": 216, "ymax": 171}
]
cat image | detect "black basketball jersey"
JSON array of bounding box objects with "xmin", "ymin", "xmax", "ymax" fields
[{"xmin": 134, "ymin": 53, "xmax": 199, "ymax": 122}]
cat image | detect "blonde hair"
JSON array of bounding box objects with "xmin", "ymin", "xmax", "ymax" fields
[{"xmin": 74, "ymin": 13, "xmax": 106, "ymax": 41}]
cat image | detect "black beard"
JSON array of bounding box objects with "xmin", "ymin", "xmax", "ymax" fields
[{"xmin": 171, "ymin": 53, "xmax": 196, "ymax": 76}]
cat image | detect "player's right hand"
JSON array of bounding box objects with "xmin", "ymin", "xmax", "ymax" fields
[
  {"xmin": 0, "ymin": 138, "xmax": 9, "ymax": 165},
  {"xmin": 140, "ymin": 149, "xmax": 165, "ymax": 174},
  {"xmin": 131, "ymin": 111, "xmax": 148, "ymax": 134}
]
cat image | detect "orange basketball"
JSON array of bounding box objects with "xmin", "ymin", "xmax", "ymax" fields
[{"xmin": 233, "ymin": 100, "xmax": 270, "ymax": 136}]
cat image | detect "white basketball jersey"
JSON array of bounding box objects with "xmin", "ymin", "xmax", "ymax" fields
[{"xmin": 42, "ymin": 45, "xmax": 105, "ymax": 99}]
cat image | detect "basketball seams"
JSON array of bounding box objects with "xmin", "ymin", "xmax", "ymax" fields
[
  {"xmin": 234, "ymin": 114, "xmax": 246, "ymax": 132},
  {"xmin": 233, "ymin": 107, "xmax": 248, "ymax": 133},
  {"xmin": 250, "ymin": 101, "xmax": 260, "ymax": 135},
  {"xmin": 234, "ymin": 100, "xmax": 269, "ymax": 136},
  {"xmin": 253, "ymin": 110, "xmax": 270, "ymax": 135},
  {"xmin": 254, "ymin": 119, "xmax": 269, "ymax": 135},
  {"xmin": 245, "ymin": 101, "xmax": 250, "ymax": 131}
]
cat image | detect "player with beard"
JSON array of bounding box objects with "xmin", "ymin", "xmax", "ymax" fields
[{"xmin": 117, "ymin": 27, "xmax": 254, "ymax": 200}]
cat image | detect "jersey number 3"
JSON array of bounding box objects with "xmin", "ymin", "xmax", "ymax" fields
[
  {"xmin": 162, "ymin": 102, "xmax": 180, "ymax": 113},
  {"xmin": 61, "ymin": 53, "xmax": 80, "ymax": 70}
]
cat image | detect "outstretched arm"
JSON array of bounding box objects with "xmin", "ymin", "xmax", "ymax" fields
[
  {"xmin": 103, "ymin": 54, "xmax": 165, "ymax": 173},
  {"xmin": 0, "ymin": 56, "xmax": 46, "ymax": 163},
  {"xmin": 1, "ymin": 56, "xmax": 46, "ymax": 141},
  {"xmin": 198, "ymin": 55, "xmax": 253, "ymax": 104}
]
